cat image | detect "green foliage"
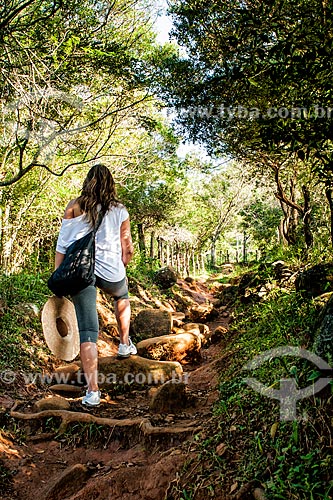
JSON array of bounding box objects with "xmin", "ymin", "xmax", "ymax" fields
[
  {"xmin": 57, "ymin": 422, "xmax": 107, "ymax": 447},
  {"xmin": 241, "ymin": 199, "xmax": 282, "ymax": 253},
  {"xmin": 127, "ymin": 255, "xmax": 161, "ymax": 284},
  {"xmin": 166, "ymin": 0, "xmax": 333, "ymax": 168},
  {"xmin": 0, "ymin": 271, "xmax": 51, "ymax": 370},
  {"xmin": 159, "ymin": 0, "xmax": 333, "ymax": 251},
  {"xmin": 0, "ymin": 0, "xmax": 166, "ymax": 187}
]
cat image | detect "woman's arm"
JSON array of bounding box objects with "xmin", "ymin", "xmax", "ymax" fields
[
  {"xmin": 55, "ymin": 251, "xmax": 65, "ymax": 270},
  {"xmin": 120, "ymin": 218, "xmax": 134, "ymax": 266}
]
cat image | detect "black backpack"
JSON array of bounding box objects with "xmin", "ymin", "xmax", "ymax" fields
[{"xmin": 47, "ymin": 212, "xmax": 104, "ymax": 297}]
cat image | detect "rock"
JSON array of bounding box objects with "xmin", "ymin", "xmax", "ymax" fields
[
  {"xmin": 182, "ymin": 322, "xmax": 210, "ymax": 345},
  {"xmin": 186, "ymin": 303, "xmax": 217, "ymax": 323},
  {"xmin": 184, "ymin": 276, "xmax": 195, "ymax": 283},
  {"xmin": 0, "ymin": 395, "xmax": 15, "ymax": 409},
  {"xmin": 296, "ymin": 263, "xmax": 333, "ymax": 298},
  {"xmin": 238, "ymin": 271, "xmax": 261, "ymax": 292},
  {"xmin": 172, "ymin": 318, "xmax": 184, "ymax": 328},
  {"xmin": 44, "ymin": 463, "xmax": 89, "ymax": 500},
  {"xmin": 53, "ymin": 364, "xmax": 81, "ymax": 384},
  {"xmin": 149, "ymin": 380, "xmax": 187, "ymax": 413},
  {"xmin": 237, "ymin": 271, "xmax": 266, "ymax": 303},
  {"xmin": 257, "ymin": 283, "xmax": 275, "ymax": 298},
  {"xmin": 98, "ymin": 356, "xmax": 182, "ymax": 386},
  {"xmin": 33, "ymin": 396, "xmax": 71, "ymax": 412},
  {"xmin": 219, "ymin": 284, "xmax": 239, "ymax": 304},
  {"xmin": 153, "ymin": 266, "xmax": 178, "ymax": 289},
  {"xmin": 137, "ymin": 332, "xmax": 202, "ymax": 363},
  {"xmin": 171, "ymin": 291, "xmax": 194, "ymax": 312},
  {"xmin": 272, "ymin": 261, "xmax": 293, "ymax": 281},
  {"xmin": 53, "ymin": 357, "xmax": 183, "ymax": 387},
  {"xmin": 253, "ymin": 488, "xmax": 268, "ymax": 500},
  {"xmin": 49, "ymin": 384, "xmax": 83, "ymax": 394},
  {"xmin": 16, "ymin": 302, "xmax": 40, "ymax": 318},
  {"xmin": 210, "ymin": 326, "xmax": 228, "ymax": 344},
  {"xmin": 314, "ymin": 294, "xmax": 333, "ymax": 362},
  {"xmin": 220, "ymin": 264, "xmax": 234, "ymax": 274},
  {"xmin": 172, "ymin": 311, "xmax": 185, "ymax": 321},
  {"xmin": 133, "ymin": 309, "xmax": 172, "ymax": 339}
]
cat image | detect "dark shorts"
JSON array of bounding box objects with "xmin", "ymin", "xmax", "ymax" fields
[
  {"xmin": 95, "ymin": 276, "xmax": 129, "ymax": 301},
  {"xmin": 71, "ymin": 276, "xmax": 129, "ymax": 344}
]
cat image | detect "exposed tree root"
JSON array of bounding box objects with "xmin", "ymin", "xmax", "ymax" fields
[{"xmin": 10, "ymin": 403, "xmax": 201, "ymax": 437}]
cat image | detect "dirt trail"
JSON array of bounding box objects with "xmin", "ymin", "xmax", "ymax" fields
[{"xmin": 1, "ymin": 278, "xmax": 232, "ymax": 500}]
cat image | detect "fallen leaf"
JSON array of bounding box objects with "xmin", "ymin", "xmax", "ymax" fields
[
  {"xmin": 171, "ymin": 449, "xmax": 182, "ymax": 455},
  {"xmin": 230, "ymin": 481, "xmax": 238, "ymax": 493},
  {"xmin": 215, "ymin": 443, "xmax": 227, "ymax": 456},
  {"xmin": 270, "ymin": 422, "xmax": 279, "ymax": 439}
]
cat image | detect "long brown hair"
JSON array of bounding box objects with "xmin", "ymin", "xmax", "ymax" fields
[{"xmin": 76, "ymin": 164, "xmax": 119, "ymax": 226}]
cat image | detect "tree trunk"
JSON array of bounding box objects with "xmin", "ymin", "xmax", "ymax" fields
[
  {"xmin": 176, "ymin": 243, "xmax": 181, "ymax": 274},
  {"xmin": 201, "ymin": 253, "xmax": 205, "ymax": 272},
  {"xmin": 166, "ymin": 243, "xmax": 170, "ymax": 266},
  {"xmin": 210, "ymin": 239, "xmax": 216, "ymax": 267},
  {"xmin": 157, "ymin": 236, "xmax": 162, "ymax": 263},
  {"xmin": 150, "ymin": 231, "xmax": 155, "ymax": 259},
  {"xmin": 279, "ymin": 201, "xmax": 298, "ymax": 245},
  {"xmin": 1, "ymin": 204, "xmax": 12, "ymax": 272},
  {"xmin": 302, "ymin": 185, "xmax": 313, "ymax": 248},
  {"xmin": 243, "ymin": 231, "xmax": 247, "ymax": 262},
  {"xmin": 185, "ymin": 245, "xmax": 190, "ymax": 276},
  {"xmin": 137, "ymin": 223, "xmax": 146, "ymax": 255}
]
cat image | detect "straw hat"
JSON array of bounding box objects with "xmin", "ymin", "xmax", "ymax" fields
[{"xmin": 41, "ymin": 296, "xmax": 80, "ymax": 361}]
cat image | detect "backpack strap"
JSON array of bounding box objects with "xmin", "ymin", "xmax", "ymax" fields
[{"xmin": 93, "ymin": 211, "xmax": 105, "ymax": 235}]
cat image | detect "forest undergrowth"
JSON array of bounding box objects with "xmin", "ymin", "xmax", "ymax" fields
[{"xmin": 169, "ymin": 264, "xmax": 333, "ymax": 500}]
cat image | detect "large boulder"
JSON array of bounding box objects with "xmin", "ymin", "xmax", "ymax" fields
[
  {"xmin": 54, "ymin": 356, "xmax": 183, "ymax": 388},
  {"xmin": 132, "ymin": 309, "xmax": 172, "ymax": 339},
  {"xmin": 295, "ymin": 263, "xmax": 333, "ymax": 298},
  {"xmin": 153, "ymin": 266, "xmax": 178, "ymax": 289},
  {"xmin": 137, "ymin": 332, "xmax": 202, "ymax": 363},
  {"xmin": 149, "ymin": 380, "xmax": 187, "ymax": 413}
]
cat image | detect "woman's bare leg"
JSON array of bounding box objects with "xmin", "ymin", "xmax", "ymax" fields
[
  {"xmin": 114, "ymin": 298, "xmax": 131, "ymax": 344},
  {"xmin": 80, "ymin": 342, "xmax": 99, "ymax": 392}
]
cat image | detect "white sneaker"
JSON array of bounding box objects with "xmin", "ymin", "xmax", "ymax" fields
[
  {"xmin": 118, "ymin": 337, "xmax": 137, "ymax": 358},
  {"xmin": 82, "ymin": 390, "xmax": 101, "ymax": 406}
]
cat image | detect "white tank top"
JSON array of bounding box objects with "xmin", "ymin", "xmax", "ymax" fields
[{"xmin": 56, "ymin": 204, "xmax": 129, "ymax": 282}]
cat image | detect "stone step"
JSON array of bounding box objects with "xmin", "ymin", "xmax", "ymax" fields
[{"xmin": 53, "ymin": 355, "xmax": 183, "ymax": 388}]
